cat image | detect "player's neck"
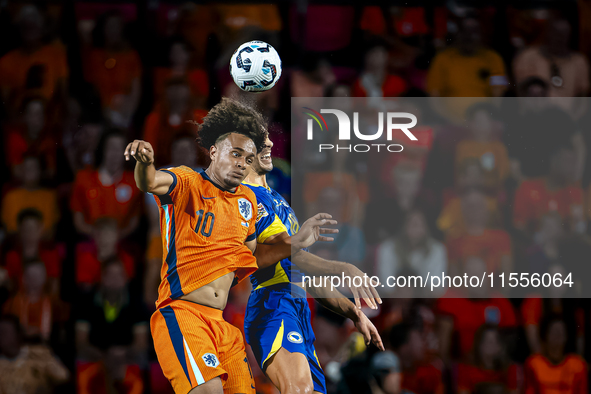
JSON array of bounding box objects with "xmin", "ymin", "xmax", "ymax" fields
[
  {"xmin": 243, "ymin": 171, "xmax": 267, "ymax": 188},
  {"xmin": 204, "ymin": 167, "xmax": 237, "ymax": 192}
]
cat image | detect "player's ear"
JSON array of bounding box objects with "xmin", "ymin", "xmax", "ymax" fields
[{"xmin": 209, "ymin": 144, "xmax": 217, "ymax": 161}]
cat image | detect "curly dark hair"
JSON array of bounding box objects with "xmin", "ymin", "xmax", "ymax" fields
[{"xmin": 195, "ymin": 97, "xmax": 267, "ymax": 152}]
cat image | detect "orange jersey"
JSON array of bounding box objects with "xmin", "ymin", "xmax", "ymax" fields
[{"xmin": 153, "ymin": 166, "xmax": 258, "ymax": 309}]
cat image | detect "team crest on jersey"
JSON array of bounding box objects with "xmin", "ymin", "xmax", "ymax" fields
[
  {"xmin": 257, "ymin": 203, "xmax": 269, "ymax": 222},
  {"xmin": 287, "ymin": 331, "xmax": 303, "ymax": 344},
  {"xmin": 238, "ymin": 198, "xmax": 252, "ymax": 221},
  {"xmin": 202, "ymin": 353, "xmax": 219, "ymax": 368}
]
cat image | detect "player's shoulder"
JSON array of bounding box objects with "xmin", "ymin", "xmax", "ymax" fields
[
  {"xmin": 161, "ymin": 165, "xmax": 201, "ymax": 183},
  {"xmin": 241, "ymin": 182, "xmax": 271, "ymax": 203}
]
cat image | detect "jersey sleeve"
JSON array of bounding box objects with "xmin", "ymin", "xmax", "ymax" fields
[
  {"xmin": 156, "ymin": 166, "xmax": 195, "ymax": 202},
  {"xmin": 254, "ymin": 193, "xmax": 288, "ymax": 244}
]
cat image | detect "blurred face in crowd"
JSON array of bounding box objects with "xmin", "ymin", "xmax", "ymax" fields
[
  {"xmin": 94, "ymin": 220, "xmax": 119, "ymax": 255},
  {"xmin": 249, "ymin": 136, "xmax": 274, "ymax": 176},
  {"xmin": 24, "ymin": 99, "xmax": 45, "ymax": 139},
  {"xmin": 458, "ymin": 161, "xmax": 485, "ymax": 190},
  {"xmin": 365, "ymin": 46, "xmax": 388, "ymax": 73},
  {"xmin": 458, "ymin": 18, "xmax": 482, "ymax": 54},
  {"xmin": 405, "ymin": 211, "xmax": 428, "ymax": 246},
  {"xmin": 461, "ymin": 190, "xmax": 489, "ymax": 229},
  {"xmin": 19, "ymin": 216, "xmax": 43, "ymax": 246},
  {"xmin": 101, "ymin": 262, "xmax": 127, "ymax": 293},
  {"xmin": 75, "ymin": 123, "xmax": 103, "ymax": 166},
  {"xmin": 545, "ymin": 320, "xmax": 567, "ymax": 356},
  {"xmin": 104, "ymin": 14, "xmax": 124, "ymax": 48},
  {"xmin": 171, "ymin": 137, "xmax": 197, "ymax": 168},
  {"xmin": 317, "ymin": 186, "xmax": 346, "ymax": 223},
  {"xmin": 23, "ymin": 262, "xmax": 47, "ymax": 295},
  {"xmin": 392, "ymin": 165, "xmax": 421, "ymax": 202},
  {"xmin": 478, "ymin": 329, "xmax": 502, "ymax": 364},
  {"xmin": 170, "ymin": 42, "xmax": 190, "ymax": 68},
  {"xmin": 103, "ymin": 135, "xmax": 126, "ymax": 174},
  {"xmin": 464, "ymin": 256, "xmax": 489, "ymax": 298},
  {"xmin": 469, "ymin": 109, "xmax": 495, "ymax": 142},
  {"xmin": 549, "ymin": 147, "xmax": 576, "ymax": 184},
  {"xmin": 399, "ymin": 330, "xmax": 424, "ymax": 366},
  {"xmin": 0, "ymin": 320, "xmax": 21, "ymax": 359},
  {"xmin": 313, "ymin": 316, "xmax": 345, "ymax": 367},
  {"xmin": 18, "ymin": 5, "xmax": 44, "ymax": 46},
  {"xmin": 546, "ymin": 19, "xmax": 571, "ymax": 55},
  {"xmin": 166, "ymin": 83, "xmax": 191, "ymax": 113},
  {"xmin": 535, "ymin": 213, "xmax": 563, "ymax": 246},
  {"xmin": 381, "ymin": 372, "xmax": 402, "ymax": 394},
  {"xmin": 105, "ymin": 346, "xmax": 128, "ymax": 380},
  {"xmin": 21, "ymin": 156, "xmax": 41, "ymax": 188},
  {"xmin": 548, "ymin": 264, "xmax": 567, "ymax": 298}
]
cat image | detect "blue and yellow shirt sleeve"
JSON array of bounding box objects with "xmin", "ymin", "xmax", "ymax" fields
[{"xmin": 254, "ymin": 193, "xmax": 288, "ymax": 244}]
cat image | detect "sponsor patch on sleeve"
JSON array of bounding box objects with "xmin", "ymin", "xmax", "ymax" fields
[{"xmin": 257, "ymin": 203, "xmax": 269, "ymax": 223}]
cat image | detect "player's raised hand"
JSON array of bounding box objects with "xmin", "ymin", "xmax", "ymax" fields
[
  {"xmin": 353, "ymin": 309, "xmax": 384, "ymax": 351},
  {"xmin": 343, "ymin": 264, "xmax": 382, "ymax": 310},
  {"xmin": 124, "ymin": 140, "xmax": 154, "ymax": 165},
  {"xmin": 293, "ymin": 213, "xmax": 338, "ymax": 249}
]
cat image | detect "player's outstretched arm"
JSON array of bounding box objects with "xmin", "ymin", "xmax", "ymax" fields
[
  {"xmin": 305, "ymin": 284, "xmax": 384, "ymax": 351},
  {"xmin": 246, "ymin": 213, "xmax": 338, "ymax": 269},
  {"xmin": 124, "ymin": 140, "xmax": 173, "ymax": 195},
  {"xmin": 293, "ymin": 251, "xmax": 382, "ymax": 309}
]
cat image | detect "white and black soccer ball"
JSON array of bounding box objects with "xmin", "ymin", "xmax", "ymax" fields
[{"xmin": 229, "ymin": 40, "xmax": 282, "ymax": 92}]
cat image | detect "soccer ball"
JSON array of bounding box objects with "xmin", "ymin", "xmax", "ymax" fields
[{"xmin": 229, "ymin": 40, "xmax": 282, "ymax": 92}]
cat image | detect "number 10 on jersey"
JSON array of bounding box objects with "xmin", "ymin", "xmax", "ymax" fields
[{"xmin": 195, "ymin": 210, "xmax": 215, "ymax": 237}]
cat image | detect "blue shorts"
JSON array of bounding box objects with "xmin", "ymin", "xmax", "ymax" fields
[{"xmin": 244, "ymin": 284, "xmax": 327, "ymax": 394}]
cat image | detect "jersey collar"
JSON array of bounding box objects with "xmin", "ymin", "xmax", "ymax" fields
[{"xmin": 199, "ymin": 170, "xmax": 237, "ymax": 194}]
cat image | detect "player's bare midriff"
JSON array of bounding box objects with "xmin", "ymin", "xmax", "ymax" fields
[
  {"xmin": 178, "ymin": 271, "xmax": 305, "ymax": 310},
  {"xmin": 179, "ymin": 271, "xmax": 235, "ymax": 310}
]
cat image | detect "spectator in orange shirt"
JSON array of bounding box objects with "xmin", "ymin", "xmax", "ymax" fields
[
  {"xmin": 4, "ymin": 97, "xmax": 57, "ymax": 179},
  {"xmin": 513, "ymin": 144, "xmax": 584, "ymax": 235},
  {"xmin": 438, "ymin": 188, "xmax": 503, "ymax": 243},
  {"xmin": 143, "ymin": 78, "xmax": 209, "ymax": 168},
  {"xmin": 446, "ymin": 190, "xmax": 512, "ymax": 275},
  {"xmin": 352, "ymin": 39, "xmax": 407, "ymax": 99},
  {"xmin": 4, "ymin": 209, "xmax": 62, "ymax": 294},
  {"xmin": 83, "ymin": 11, "xmax": 141, "ymax": 128},
  {"xmin": 389, "ymin": 323, "xmax": 445, "ymax": 394},
  {"xmin": 77, "ymin": 346, "xmax": 144, "ymax": 394},
  {"xmin": 1, "ymin": 155, "xmax": 59, "ymax": 237},
  {"xmin": 436, "ymin": 257, "xmax": 518, "ymax": 362},
  {"xmin": 153, "ymin": 38, "xmax": 209, "ymax": 109},
  {"xmin": 0, "ymin": 315, "xmax": 70, "ymax": 394},
  {"xmin": 513, "ymin": 17, "xmax": 589, "ymax": 118},
  {"xmin": 75, "ymin": 217, "xmax": 135, "ymax": 292},
  {"xmin": 427, "ymin": 16, "xmax": 508, "ymax": 121},
  {"xmin": 525, "ymin": 316, "xmax": 587, "ymax": 394},
  {"xmin": 3, "ymin": 260, "xmax": 68, "ymax": 342},
  {"xmin": 0, "ymin": 5, "xmax": 68, "ymax": 114},
  {"xmin": 70, "ymin": 130, "xmax": 142, "ymax": 237},
  {"xmin": 521, "ymin": 264, "xmax": 584, "ymax": 355},
  {"xmin": 458, "ymin": 324, "xmax": 519, "ymax": 394},
  {"xmin": 455, "ymin": 103, "xmax": 510, "ymax": 193},
  {"xmin": 375, "ymin": 209, "xmax": 447, "ymax": 297}
]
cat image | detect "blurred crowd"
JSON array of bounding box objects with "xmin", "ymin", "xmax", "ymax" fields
[{"xmin": 1, "ymin": 1, "xmax": 591, "ymax": 393}]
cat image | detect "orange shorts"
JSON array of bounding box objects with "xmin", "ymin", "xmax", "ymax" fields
[{"xmin": 151, "ymin": 300, "xmax": 255, "ymax": 394}]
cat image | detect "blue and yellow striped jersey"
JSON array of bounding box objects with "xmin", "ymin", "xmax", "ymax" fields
[{"xmin": 242, "ymin": 182, "xmax": 303, "ymax": 289}]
